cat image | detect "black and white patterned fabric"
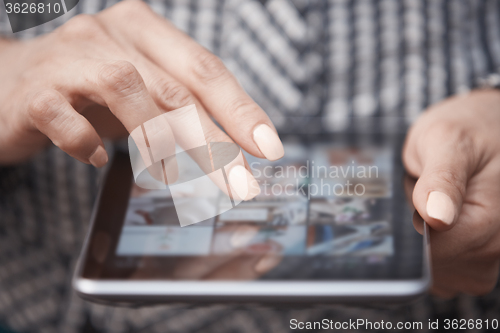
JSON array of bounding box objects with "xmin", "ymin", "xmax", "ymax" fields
[{"xmin": 1, "ymin": 1, "xmax": 500, "ymax": 332}]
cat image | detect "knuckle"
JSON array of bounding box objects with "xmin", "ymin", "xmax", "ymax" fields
[
  {"xmin": 425, "ymin": 120, "xmax": 460, "ymax": 140},
  {"xmin": 202, "ymin": 125, "xmax": 226, "ymax": 144},
  {"xmin": 191, "ymin": 52, "xmax": 229, "ymax": 84},
  {"xmin": 427, "ymin": 121, "xmax": 476, "ymax": 154},
  {"xmin": 455, "ymin": 134, "xmax": 476, "ymax": 163},
  {"xmin": 98, "ymin": 61, "xmax": 142, "ymax": 93},
  {"xmin": 427, "ymin": 119, "xmax": 458, "ymax": 134},
  {"xmin": 58, "ymin": 15, "xmax": 103, "ymax": 40},
  {"xmin": 154, "ymin": 81, "xmax": 194, "ymax": 110},
  {"xmin": 226, "ymin": 99, "xmax": 257, "ymax": 119},
  {"xmin": 28, "ymin": 91, "xmax": 62, "ymax": 125},
  {"xmin": 430, "ymin": 168, "xmax": 467, "ymax": 198},
  {"xmin": 111, "ymin": 0, "xmax": 152, "ymax": 17},
  {"xmin": 59, "ymin": 126, "xmax": 93, "ymax": 153},
  {"xmin": 442, "ymin": 123, "xmax": 475, "ymax": 154},
  {"xmin": 120, "ymin": 0, "xmax": 150, "ymax": 12}
]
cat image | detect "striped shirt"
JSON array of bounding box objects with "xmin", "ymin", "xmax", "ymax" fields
[{"xmin": 1, "ymin": 1, "xmax": 500, "ymax": 332}]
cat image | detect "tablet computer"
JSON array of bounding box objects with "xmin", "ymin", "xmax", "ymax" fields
[{"xmin": 73, "ymin": 133, "xmax": 430, "ymax": 304}]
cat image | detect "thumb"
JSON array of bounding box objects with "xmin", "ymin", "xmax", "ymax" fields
[{"xmin": 405, "ymin": 128, "xmax": 476, "ymax": 231}]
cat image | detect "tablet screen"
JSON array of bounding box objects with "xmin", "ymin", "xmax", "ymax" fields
[
  {"xmin": 82, "ymin": 135, "xmax": 424, "ymax": 281},
  {"xmin": 117, "ymin": 144, "xmax": 393, "ymax": 258}
]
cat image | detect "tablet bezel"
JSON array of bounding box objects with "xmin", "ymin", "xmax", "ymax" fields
[{"xmin": 73, "ymin": 133, "xmax": 431, "ymax": 303}]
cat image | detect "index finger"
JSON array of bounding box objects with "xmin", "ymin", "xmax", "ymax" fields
[
  {"xmin": 97, "ymin": 1, "xmax": 284, "ymax": 161},
  {"xmin": 60, "ymin": 58, "xmax": 178, "ymax": 183}
]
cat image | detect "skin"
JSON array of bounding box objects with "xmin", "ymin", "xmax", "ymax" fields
[
  {"xmin": 0, "ymin": 0, "xmax": 277, "ymax": 167},
  {"xmin": 403, "ymin": 89, "xmax": 500, "ymax": 297},
  {"xmin": 1, "ymin": 1, "xmax": 499, "ymax": 297}
]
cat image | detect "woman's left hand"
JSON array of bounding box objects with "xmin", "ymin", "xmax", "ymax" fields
[{"xmin": 403, "ymin": 89, "xmax": 500, "ymax": 297}]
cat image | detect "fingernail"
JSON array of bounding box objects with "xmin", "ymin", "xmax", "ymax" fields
[
  {"xmin": 89, "ymin": 146, "xmax": 108, "ymax": 168},
  {"xmin": 253, "ymin": 124, "xmax": 285, "ymax": 161},
  {"xmin": 228, "ymin": 165, "xmax": 261, "ymax": 200},
  {"xmin": 426, "ymin": 191, "xmax": 455, "ymax": 225}
]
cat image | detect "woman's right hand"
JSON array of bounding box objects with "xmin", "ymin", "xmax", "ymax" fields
[{"xmin": 0, "ymin": 0, "xmax": 284, "ymax": 200}]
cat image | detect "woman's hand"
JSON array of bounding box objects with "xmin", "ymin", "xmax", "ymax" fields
[
  {"xmin": 0, "ymin": 0, "xmax": 283, "ymax": 199},
  {"xmin": 403, "ymin": 89, "xmax": 500, "ymax": 297}
]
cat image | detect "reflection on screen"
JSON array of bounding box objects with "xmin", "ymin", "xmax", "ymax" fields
[{"xmin": 116, "ymin": 144, "xmax": 394, "ymax": 263}]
